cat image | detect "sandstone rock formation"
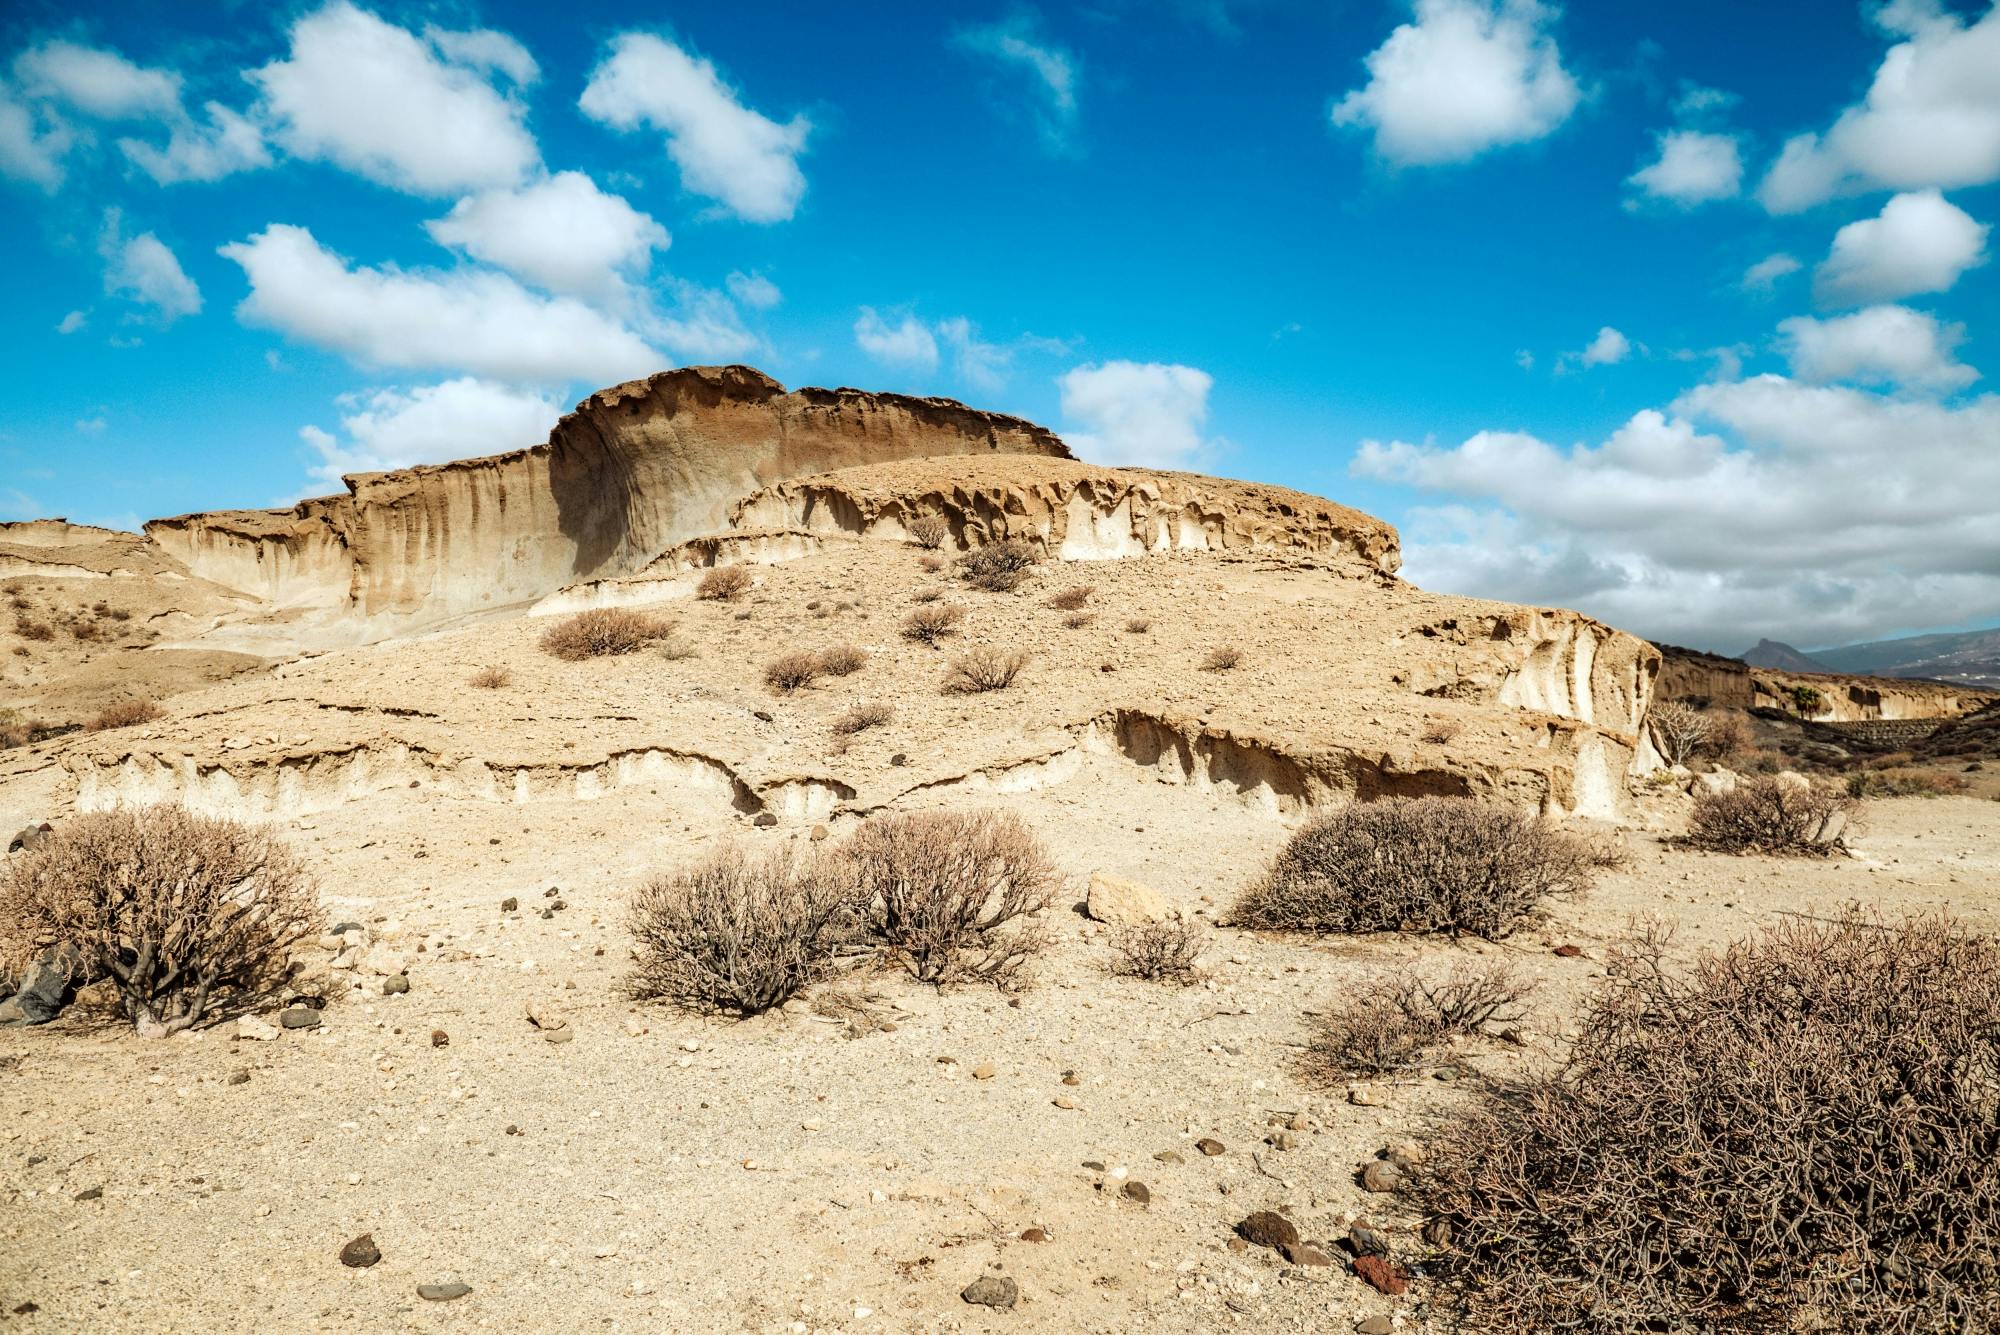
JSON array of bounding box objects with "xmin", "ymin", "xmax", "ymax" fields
[
  {"xmin": 1658, "ymin": 644, "xmax": 1991, "ymax": 723},
  {"xmin": 144, "ymin": 366, "xmax": 1071, "ymax": 645}
]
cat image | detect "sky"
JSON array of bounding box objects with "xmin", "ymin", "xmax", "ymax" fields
[{"xmin": 1, "ymin": 0, "xmax": 1997, "ymax": 655}]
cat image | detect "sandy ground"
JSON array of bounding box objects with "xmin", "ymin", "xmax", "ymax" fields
[{"xmin": 4, "ymin": 754, "xmax": 1997, "ymax": 1333}]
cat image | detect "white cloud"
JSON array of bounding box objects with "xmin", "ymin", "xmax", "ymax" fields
[
  {"xmin": 579, "ymin": 32, "xmax": 808, "ymax": 223},
  {"xmin": 954, "ymin": 15, "xmax": 1081, "ymax": 153},
  {"xmin": 421, "ymin": 26, "xmax": 539, "ymax": 87},
  {"xmin": 14, "ymin": 40, "xmax": 180, "ymax": 119},
  {"xmin": 1627, "ymin": 129, "xmax": 1742, "ymax": 205},
  {"xmin": 299, "ymin": 377, "xmax": 561, "ymax": 490},
  {"xmin": 1778, "ymin": 305, "xmax": 1976, "ymax": 391},
  {"xmin": 1578, "ymin": 326, "xmax": 1630, "ymax": 367},
  {"xmin": 936, "ymin": 317, "xmax": 1012, "ymax": 392},
  {"xmin": 726, "ymin": 271, "xmax": 782, "ymax": 310},
  {"xmin": 1353, "ymin": 375, "xmax": 2000, "ymax": 648},
  {"xmin": 218, "ymin": 223, "xmax": 660, "ymax": 383},
  {"xmin": 1058, "ymin": 361, "xmax": 1215, "ymax": 467},
  {"xmin": 11, "ymin": 40, "xmax": 266, "ymax": 185},
  {"xmin": 1331, "ymin": 0, "xmax": 1579, "ymax": 167},
  {"xmin": 1742, "ymin": 252, "xmax": 1802, "ymax": 291},
  {"xmin": 1814, "ymin": 188, "xmax": 1989, "ymax": 306},
  {"xmin": 75, "ymin": 415, "xmax": 107, "ymax": 434},
  {"xmin": 55, "ymin": 310, "xmax": 86, "ymax": 334},
  {"xmin": 0, "ymin": 488, "xmax": 40, "ymax": 521},
  {"xmin": 251, "ymin": 1, "xmax": 540, "ymax": 196},
  {"xmin": 1758, "ymin": 3, "xmax": 2000, "ymax": 212},
  {"xmin": 647, "ymin": 280, "xmax": 760, "ymax": 362},
  {"xmin": 425, "ymin": 171, "xmax": 668, "ymax": 302},
  {"xmin": 0, "ymin": 80, "xmax": 71, "ymax": 190},
  {"xmin": 100, "ymin": 212, "xmax": 201, "ymax": 323},
  {"xmin": 853, "ymin": 308, "xmax": 939, "ymax": 370}
]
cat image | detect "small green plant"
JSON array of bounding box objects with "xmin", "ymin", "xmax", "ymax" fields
[{"xmin": 1787, "ymin": 683, "xmax": 1825, "ymax": 716}]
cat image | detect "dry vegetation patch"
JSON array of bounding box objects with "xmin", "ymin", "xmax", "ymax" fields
[
  {"xmin": 905, "ymin": 514, "xmax": 950, "ymax": 550},
  {"xmin": 0, "ymin": 807, "xmax": 320, "ymax": 1036},
  {"xmin": 540, "ymin": 608, "xmax": 674, "ymax": 660},
  {"xmin": 1307, "ymin": 961, "xmax": 1530, "ymax": 1078},
  {"xmin": 943, "ymin": 647, "xmax": 1029, "ymax": 694},
  {"xmin": 469, "ymin": 667, "xmax": 512, "ymax": 689},
  {"xmin": 900, "ymin": 603, "xmax": 965, "ymax": 645},
  {"xmin": 816, "ymin": 643, "xmax": 868, "ymax": 677},
  {"xmin": 763, "ymin": 650, "xmax": 825, "ymax": 693},
  {"xmin": 1235, "ymin": 796, "xmax": 1603, "ymax": 940},
  {"xmin": 1108, "ymin": 919, "xmax": 1206, "ymax": 984},
  {"xmin": 831, "ymin": 702, "xmax": 893, "ymax": 736},
  {"xmin": 1046, "ymin": 585, "xmax": 1094, "ymax": 611},
  {"xmin": 1687, "ymin": 776, "xmax": 1854, "ymax": 855},
  {"xmin": 1412, "ymin": 913, "xmax": 2000, "ymax": 1333},
  {"xmin": 86, "ymin": 699, "xmax": 160, "ymax": 731},
  {"xmin": 696, "ymin": 566, "xmax": 754, "ymax": 602},
  {"xmin": 955, "ymin": 539, "xmax": 1042, "ymax": 593}
]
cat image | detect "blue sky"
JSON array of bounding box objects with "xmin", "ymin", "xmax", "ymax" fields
[{"xmin": 2, "ymin": 0, "xmax": 1997, "ymax": 653}]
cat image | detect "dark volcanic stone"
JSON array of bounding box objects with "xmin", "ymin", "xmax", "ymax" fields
[
  {"xmin": 340, "ymin": 1234, "xmax": 381, "ymax": 1268},
  {"xmin": 1236, "ymin": 1211, "xmax": 1299, "ymax": 1251},
  {"xmin": 961, "ymin": 1275, "xmax": 1018, "ymax": 1309}
]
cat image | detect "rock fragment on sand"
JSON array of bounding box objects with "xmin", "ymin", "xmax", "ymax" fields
[
  {"xmin": 1235, "ymin": 1211, "xmax": 1298, "ymax": 1251},
  {"xmin": 961, "ymin": 1275, "xmax": 1018, "ymax": 1309},
  {"xmin": 1084, "ymin": 871, "xmax": 1170, "ymax": 925},
  {"xmin": 339, "ymin": 1234, "xmax": 380, "ymax": 1268},
  {"xmin": 417, "ymin": 1282, "xmax": 472, "ymax": 1301}
]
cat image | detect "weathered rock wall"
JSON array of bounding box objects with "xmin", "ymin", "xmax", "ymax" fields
[{"xmin": 1657, "ymin": 644, "xmax": 1992, "ymax": 722}]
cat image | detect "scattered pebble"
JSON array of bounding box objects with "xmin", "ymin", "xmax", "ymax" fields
[
  {"xmin": 339, "ymin": 1234, "xmax": 381, "ymax": 1268},
  {"xmin": 1195, "ymin": 1138, "xmax": 1226, "ymax": 1157},
  {"xmin": 417, "ymin": 1282, "xmax": 472, "ymax": 1302},
  {"xmin": 278, "ymin": 1008, "xmax": 321, "ymax": 1030},
  {"xmin": 1235, "ymin": 1211, "xmax": 1298, "ymax": 1251},
  {"xmin": 961, "ymin": 1275, "xmax": 1018, "ymax": 1309}
]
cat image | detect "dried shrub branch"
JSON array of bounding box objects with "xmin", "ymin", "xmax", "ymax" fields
[
  {"xmin": 955, "ymin": 539, "xmax": 1042, "ymax": 593},
  {"xmin": 764, "ymin": 651, "xmax": 825, "ymax": 693},
  {"xmin": 906, "ymin": 514, "xmax": 951, "ymax": 550},
  {"xmin": 540, "ymin": 608, "xmax": 673, "ymax": 660},
  {"xmin": 696, "ymin": 566, "xmax": 754, "ymax": 602},
  {"xmin": 1687, "ymin": 775, "xmax": 1854, "ymax": 855},
  {"xmin": 1046, "ymin": 585, "xmax": 1094, "ymax": 611},
  {"xmin": 1234, "ymin": 796, "xmax": 1601, "ymax": 940},
  {"xmin": 0, "ymin": 807, "xmax": 320, "ymax": 1036},
  {"xmin": 469, "ymin": 667, "xmax": 511, "ymax": 689},
  {"xmin": 1201, "ymin": 646, "xmax": 1242, "ymax": 672},
  {"xmin": 900, "ymin": 603, "xmax": 965, "ymax": 645},
  {"xmin": 628, "ymin": 846, "xmax": 862, "ymax": 1016},
  {"xmin": 87, "ymin": 699, "xmax": 160, "ymax": 731},
  {"xmin": 1649, "ymin": 700, "xmax": 1711, "ymax": 767},
  {"xmin": 816, "ymin": 644, "xmax": 868, "ymax": 677},
  {"xmin": 943, "ymin": 647, "xmax": 1029, "ymax": 694},
  {"xmin": 832, "ymin": 702, "xmax": 893, "ymax": 736},
  {"xmin": 1411, "ymin": 912, "xmax": 2000, "ymax": 1334},
  {"xmin": 1109, "ymin": 919, "xmax": 1206, "ymax": 984},
  {"xmin": 1306, "ymin": 961, "xmax": 1531, "ymax": 1078},
  {"xmin": 847, "ymin": 810, "xmax": 1057, "ymax": 986}
]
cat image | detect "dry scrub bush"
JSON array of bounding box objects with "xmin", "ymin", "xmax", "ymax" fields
[
  {"xmin": 628, "ymin": 846, "xmax": 861, "ymax": 1016},
  {"xmin": 910, "ymin": 587, "xmax": 943, "ymax": 604},
  {"xmin": 1848, "ymin": 768, "xmax": 1968, "ymax": 798},
  {"xmin": 15, "ymin": 618, "xmax": 53, "ymax": 641},
  {"xmin": 1124, "ymin": 618, "xmax": 1151, "ymax": 634},
  {"xmin": 1687, "ymin": 775, "xmax": 1853, "ymax": 855},
  {"xmin": 469, "ymin": 667, "xmax": 511, "ymax": 689},
  {"xmin": 900, "ymin": 603, "xmax": 965, "ymax": 645},
  {"xmin": 906, "ymin": 514, "xmax": 951, "ymax": 550},
  {"xmin": 955, "ymin": 539, "xmax": 1041, "ymax": 593},
  {"xmin": 832, "ymin": 702, "xmax": 893, "ymax": 736},
  {"xmin": 918, "ymin": 553, "xmax": 944, "ymax": 573},
  {"xmin": 1307, "ymin": 961, "xmax": 1531, "ymax": 1078},
  {"xmin": 847, "ymin": 810, "xmax": 1057, "ymax": 986},
  {"xmin": 1109, "ymin": 919, "xmax": 1206, "ymax": 984},
  {"xmin": 540, "ymin": 608, "xmax": 672, "ymax": 660},
  {"xmin": 1235, "ymin": 796, "xmax": 1602, "ymax": 940},
  {"xmin": 1062, "ymin": 611, "xmax": 1094, "ymax": 630},
  {"xmin": 87, "ymin": 699, "xmax": 160, "ymax": 731},
  {"xmin": 1201, "ymin": 646, "xmax": 1242, "ymax": 672},
  {"xmin": 0, "ymin": 709, "xmax": 40, "ymax": 750},
  {"xmin": 1702, "ymin": 710, "xmax": 1753, "ymax": 760},
  {"xmin": 764, "ymin": 650, "xmax": 824, "ymax": 693},
  {"xmin": 696, "ymin": 565, "xmax": 753, "ymax": 602},
  {"xmin": 0, "ymin": 807, "xmax": 320, "ymax": 1036},
  {"xmin": 944, "ymin": 647, "xmax": 1028, "ymax": 694},
  {"xmin": 1411, "ymin": 913, "xmax": 2000, "ymax": 1334},
  {"xmin": 1046, "ymin": 585, "xmax": 1094, "ymax": 611},
  {"xmin": 816, "ymin": 643, "xmax": 868, "ymax": 677},
  {"xmin": 1649, "ymin": 699, "xmax": 1711, "ymax": 767}
]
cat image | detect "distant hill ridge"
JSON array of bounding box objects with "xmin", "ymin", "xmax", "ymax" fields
[{"xmin": 1739, "ymin": 638, "xmax": 1832, "ymax": 673}]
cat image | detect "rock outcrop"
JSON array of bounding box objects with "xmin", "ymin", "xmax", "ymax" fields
[
  {"xmin": 1658, "ymin": 645, "xmax": 1993, "ymax": 723},
  {"xmin": 143, "ymin": 366, "xmax": 1070, "ymax": 644}
]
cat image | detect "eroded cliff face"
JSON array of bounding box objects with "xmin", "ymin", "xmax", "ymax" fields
[
  {"xmin": 1657, "ymin": 645, "xmax": 1992, "ymax": 722},
  {"xmin": 729, "ymin": 456, "xmax": 1403, "ymax": 577},
  {"xmin": 144, "ymin": 366, "xmax": 1071, "ymax": 640}
]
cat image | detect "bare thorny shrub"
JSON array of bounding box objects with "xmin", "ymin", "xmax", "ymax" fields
[
  {"xmin": 816, "ymin": 643, "xmax": 868, "ymax": 677},
  {"xmin": 1046, "ymin": 585, "xmax": 1094, "ymax": 611},
  {"xmin": 944, "ymin": 647, "xmax": 1029, "ymax": 694},
  {"xmin": 764, "ymin": 650, "xmax": 825, "ymax": 693},
  {"xmin": 900, "ymin": 603, "xmax": 965, "ymax": 645},
  {"xmin": 87, "ymin": 699, "xmax": 160, "ymax": 731},
  {"xmin": 1648, "ymin": 699, "xmax": 1712, "ymax": 767},
  {"xmin": 1411, "ymin": 912, "xmax": 2000, "ymax": 1334},
  {"xmin": 0, "ymin": 807, "xmax": 321, "ymax": 1036},
  {"xmin": 905, "ymin": 514, "xmax": 951, "ymax": 550},
  {"xmin": 831, "ymin": 702, "xmax": 893, "ymax": 736},
  {"xmin": 1234, "ymin": 796, "xmax": 1606, "ymax": 940},
  {"xmin": 696, "ymin": 565, "xmax": 754, "ymax": 601},
  {"xmin": 1306, "ymin": 961, "xmax": 1531, "ymax": 1078},
  {"xmin": 845, "ymin": 810, "xmax": 1057, "ymax": 986},
  {"xmin": 628, "ymin": 845, "xmax": 863, "ymax": 1016},
  {"xmin": 1687, "ymin": 775, "xmax": 1855, "ymax": 855},
  {"xmin": 540, "ymin": 608, "xmax": 673, "ymax": 660},
  {"xmin": 1109, "ymin": 919, "xmax": 1206, "ymax": 985},
  {"xmin": 469, "ymin": 667, "xmax": 512, "ymax": 689},
  {"xmin": 955, "ymin": 539, "xmax": 1042, "ymax": 593},
  {"xmin": 1201, "ymin": 646, "xmax": 1242, "ymax": 672}
]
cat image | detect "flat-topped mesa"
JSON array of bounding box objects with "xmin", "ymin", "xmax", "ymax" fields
[
  {"xmin": 729, "ymin": 456, "xmax": 1404, "ymax": 577},
  {"xmin": 142, "ymin": 365, "xmax": 1072, "ymax": 637}
]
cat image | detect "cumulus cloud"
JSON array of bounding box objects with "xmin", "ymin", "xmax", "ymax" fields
[
  {"xmin": 579, "ymin": 32, "xmax": 808, "ymax": 223},
  {"xmin": 936, "ymin": 317, "xmax": 1014, "ymax": 393},
  {"xmin": 1814, "ymin": 189, "xmax": 1989, "ymax": 306},
  {"xmin": 1627, "ymin": 129, "xmax": 1742, "ymax": 205},
  {"xmin": 1573, "ymin": 325, "xmax": 1630, "ymax": 368},
  {"xmin": 298, "ymin": 377, "xmax": 561, "ymax": 491},
  {"xmin": 1778, "ymin": 305, "xmax": 1976, "ymax": 391},
  {"xmin": 853, "ymin": 308, "xmax": 939, "ymax": 370},
  {"xmin": 954, "ymin": 15, "xmax": 1081, "ymax": 153},
  {"xmin": 251, "ymin": 1, "xmax": 539, "ymax": 196},
  {"xmin": 0, "ymin": 80, "xmax": 71, "ymax": 190},
  {"xmin": 55, "ymin": 310, "xmax": 86, "ymax": 334},
  {"xmin": 421, "ymin": 25, "xmax": 539, "ymax": 87},
  {"xmin": 1058, "ymin": 361, "xmax": 1215, "ymax": 467},
  {"xmin": 1353, "ymin": 375, "xmax": 2000, "ymax": 648},
  {"xmin": 1742, "ymin": 252, "xmax": 1802, "ymax": 292},
  {"xmin": 100, "ymin": 211, "xmax": 201, "ymax": 323},
  {"xmin": 218, "ymin": 223, "xmax": 659, "ymax": 383},
  {"xmin": 425, "ymin": 171, "xmax": 668, "ymax": 302},
  {"xmin": 1331, "ymin": 0, "xmax": 1579, "ymax": 167},
  {"xmin": 726, "ymin": 271, "xmax": 782, "ymax": 310},
  {"xmin": 646, "ymin": 280, "xmax": 760, "ymax": 362},
  {"xmin": 11, "ymin": 39, "xmax": 266, "ymax": 184},
  {"xmin": 1758, "ymin": 3, "xmax": 2000, "ymax": 212}
]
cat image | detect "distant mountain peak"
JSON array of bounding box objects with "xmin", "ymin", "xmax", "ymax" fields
[{"xmin": 1739, "ymin": 639, "xmax": 1834, "ymax": 673}]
